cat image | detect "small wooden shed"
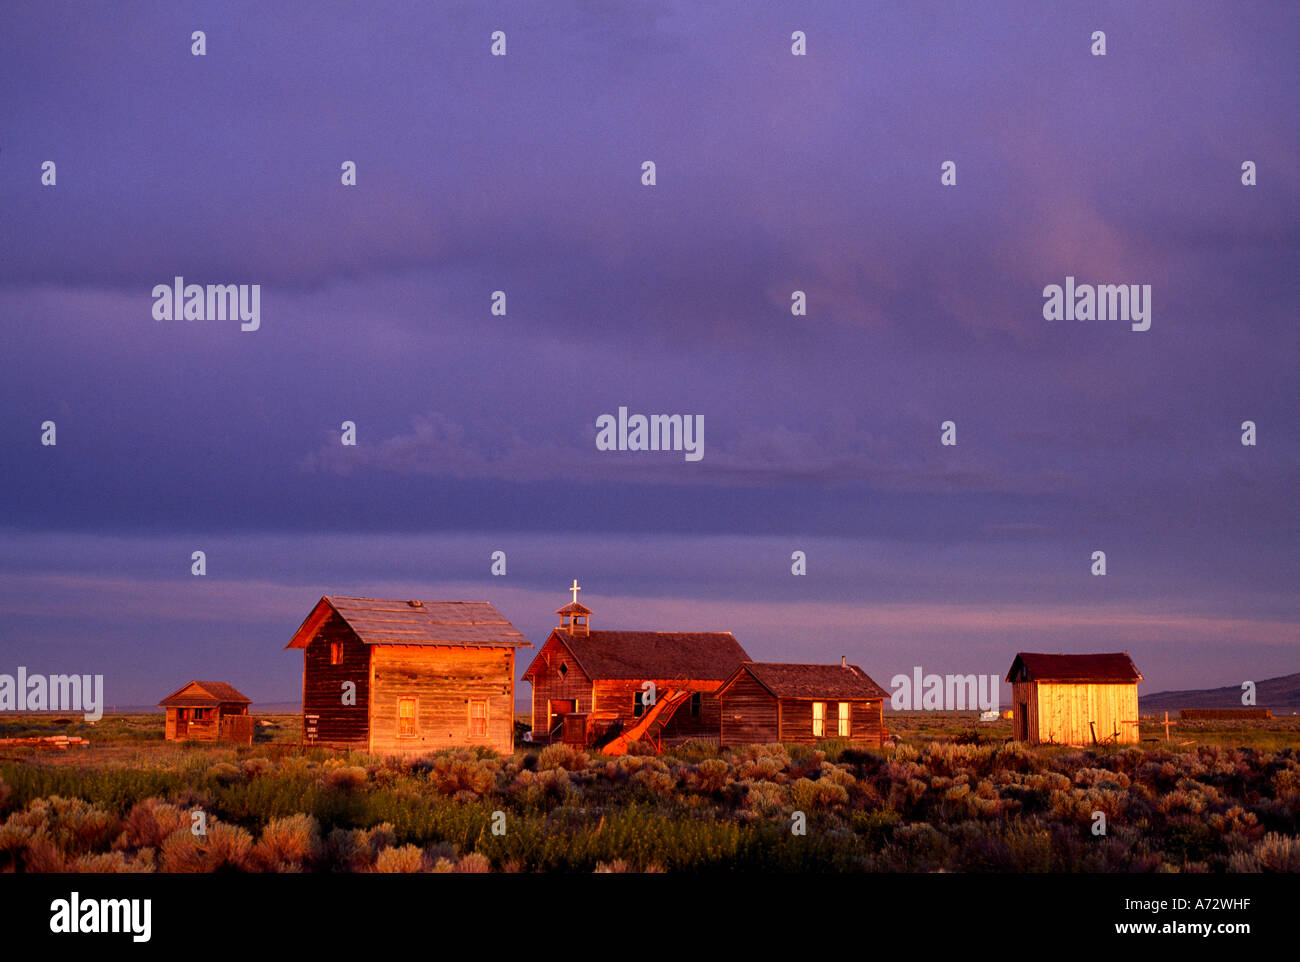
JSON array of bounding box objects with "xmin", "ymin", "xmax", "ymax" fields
[
  {"xmin": 1006, "ymin": 652, "xmax": 1142, "ymax": 745},
  {"xmin": 717, "ymin": 661, "xmax": 890, "ymax": 747},
  {"xmin": 159, "ymin": 680, "xmax": 254, "ymax": 744}
]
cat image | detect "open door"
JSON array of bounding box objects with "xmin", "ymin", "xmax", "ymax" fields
[
  {"xmin": 1016, "ymin": 702, "xmax": 1029, "ymax": 741},
  {"xmin": 548, "ymin": 699, "xmax": 574, "ymax": 732}
]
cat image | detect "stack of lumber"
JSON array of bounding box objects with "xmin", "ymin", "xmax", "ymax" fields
[{"xmin": 0, "ymin": 735, "xmax": 91, "ymax": 749}]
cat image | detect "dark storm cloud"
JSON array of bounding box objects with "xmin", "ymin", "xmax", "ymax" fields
[{"xmin": 0, "ymin": 1, "xmax": 1295, "ymax": 699}]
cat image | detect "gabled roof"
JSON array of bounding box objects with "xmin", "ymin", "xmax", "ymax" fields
[
  {"xmin": 159, "ymin": 680, "xmax": 251, "ymax": 708},
  {"xmin": 522, "ymin": 629, "xmax": 749, "ymax": 681},
  {"xmin": 718, "ymin": 662, "xmax": 891, "ymax": 701},
  {"xmin": 556, "ymin": 601, "xmax": 592, "ymax": 615},
  {"xmin": 1006, "ymin": 652, "xmax": 1142, "ymax": 684},
  {"xmin": 284, "ymin": 596, "xmax": 531, "ymax": 650}
]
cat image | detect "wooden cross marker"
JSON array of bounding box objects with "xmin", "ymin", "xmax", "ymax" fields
[
  {"xmin": 570, "ymin": 579, "xmax": 582, "ymax": 604},
  {"xmin": 1163, "ymin": 710, "xmax": 1173, "ymax": 742}
]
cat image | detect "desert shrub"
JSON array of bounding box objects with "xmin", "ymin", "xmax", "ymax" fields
[
  {"xmin": 736, "ymin": 754, "xmax": 786, "ymax": 782},
  {"xmin": 4, "ymin": 796, "xmax": 117, "ymax": 857},
  {"xmin": 254, "ymin": 813, "xmax": 319, "ymax": 871},
  {"xmin": 951, "ymin": 820, "xmax": 1052, "ymax": 872},
  {"xmin": 208, "ymin": 762, "xmax": 243, "ymax": 785},
  {"xmin": 791, "ymin": 777, "xmax": 849, "ymax": 810},
  {"xmin": 512, "ymin": 768, "xmax": 575, "ymax": 810},
  {"xmin": 667, "ymin": 740, "xmax": 721, "ymax": 763},
  {"xmin": 70, "ymin": 850, "xmax": 155, "ymax": 873},
  {"xmin": 318, "ymin": 827, "xmax": 371, "ymax": 872},
  {"xmin": 240, "ymin": 757, "xmax": 272, "ymax": 777},
  {"xmin": 595, "ymin": 858, "xmax": 666, "ymax": 873},
  {"xmin": 117, "ymin": 798, "xmax": 190, "ymax": 850},
  {"xmin": 851, "ymin": 808, "xmax": 900, "ymax": 846},
  {"xmin": 880, "ymin": 822, "xmax": 951, "ymax": 872},
  {"xmin": 684, "ymin": 758, "xmax": 730, "ymax": 794},
  {"xmin": 455, "ymin": 851, "xmax": 491, "ymax": 873},
  {"xmin": 323, "ymin": 766, "xmax": 367, "ymax": 791},
  {"xmin": 0, "ymin": 819, "xmax": 65, "ymax": 871},
  {"xmin": 429, "ymin": 751, "xmax": 499, "ymax": 798},
  {"xmin": 629, "ymin": 768, "xmax": 676, "ymax": 798},
  {"xmin": 374, "ymin": 843, "xmax": 423, "ymax": 873},
  {"xmin": 1253, "ymin": 832, "xmax": 1300, "ymax": 872},
  {"xmin": 740, "ymin": 779, "xmax": 788, "ymax": 817},
  {"xmin": 160, "ymin": 820, "xmax": 254, "ymax": 872},
  {"xmin": 1073, "ymin": 767, "xmax": 1131, "ymax": 790},
  {"xmin": 538, "ymin": 744, "xmax": 588, "ymax": 771}
]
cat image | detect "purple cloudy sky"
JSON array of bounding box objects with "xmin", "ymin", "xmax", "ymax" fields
[{"xmin": 1, "ymin": 1, "xmax": 1296, "ymax": 708}]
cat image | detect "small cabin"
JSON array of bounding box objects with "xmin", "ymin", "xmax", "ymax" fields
[
  {"xmin": 1006, "ymin": 652, "xmax": 1142, "ymax": 745},
  {"xmin": 521, "ymin": 585, "xmax": 750, "ymax": 752},
  {"xmin": 285, "ymin": 595, "xmax": 531, "ymax": 756},
  {"xmin": 717, "ymin": 661, "xmax": 890, "ymax": 747},
  {"xmin": 159, "ymin": 681, "xmax": 253, "ymax": 744}
]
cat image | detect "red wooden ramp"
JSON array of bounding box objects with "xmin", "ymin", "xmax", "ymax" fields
[{"xmin": 599, "ymin": 689, "xmax": 693, "ymax": 755}]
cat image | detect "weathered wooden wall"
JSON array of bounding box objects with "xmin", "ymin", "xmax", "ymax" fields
[
  {"xmin": 302, "ymin": 613, "xmax": 370, "ymax": 748},
  {"xmin": 778, "ymin": 698, "xmax": 883, "ymax": 746},
  {"xmin": 592, "ymin": 678, "xmax": 722, "ymax": 743},
  {"xmin": 1011, "ymin": 681, "xmax": 1039, "ymax": 743},
  {"xmin": 369, "ymin": 646, "xmax": 516, "ymax": 755},
  {"xmin": 719, "ymin": 672, "xmax": 779, "ymax": 744},
  {"xmin": 219, "ymin": 713, "xmax": 255, "ymax": 745},
  {"xmin": 1031, "ymin": 682, "xmax": 1138, "ymax": 745},
  {"xmin": 527, "ymin": 636, "xmax": 594, "ymax": 735}
]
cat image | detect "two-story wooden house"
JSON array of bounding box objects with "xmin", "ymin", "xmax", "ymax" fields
[{"xmin": 285, "ymin": 595, "xmax": 530, "ymax": 756}]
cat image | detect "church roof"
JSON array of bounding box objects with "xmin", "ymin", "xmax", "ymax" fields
[{"xmin": 523, "ymin": 629, "xmax": 749, "ymax": 681}]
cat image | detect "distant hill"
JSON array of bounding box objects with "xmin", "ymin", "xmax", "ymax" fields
[{"xmin": 1141, "ymin": 673, "xmax": 1300, "ymax": 713}]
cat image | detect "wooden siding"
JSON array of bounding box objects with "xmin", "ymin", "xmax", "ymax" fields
[
  {"xmin": 1011, "ymin": 681, "xmax": 1039, "ymax": 742},
  {"xmin": 527, "ymin": 636, "xmax": 594, "ymax": 736},
  {"xmin": 369, "ymin": 646, "xmax": 516, "ymax": 755},
  {"xmin": 777, "ymin": 698, "xmax": 884, "ymax": 747},
  {"xmin": 302, "ymin": 613, "xmax": 370, "ymax": 749},
  {"xmin": 720, "ymin": 672, "xmax": 780, "ymax": 744},
  {"xmin": 592, "ymin": 678, "xmax": 722, "ymax": 743},
  {"xmin": 1018, "ymin": 681, "xmax": 1138, "ymax": 745}
]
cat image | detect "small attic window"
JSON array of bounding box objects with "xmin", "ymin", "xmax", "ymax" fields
[
  {"xmin": 559, "ymin": 662, "xmax": 569, "ymax": 678},
  {"xmin": 407, "ymin": 600, "xmax": 423, "ymax": 608}
]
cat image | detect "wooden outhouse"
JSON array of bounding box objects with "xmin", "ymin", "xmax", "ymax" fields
[
  {"xmin": 1006, "ymin": 652, "xmax": 1142, "ymax": 745},
  {"xmin": 521, "ymin": 587, "xmax": 750, "ymax": 752},
  {"xmin": 717, "ymin": 661, "xmax": 890, "ymax": 747},
  {"xmin": 285, "ymin": 595, "xmax": 531, "ymax": 756},
  {"xmin": 159, "ymin": 681, "xmax": 253, "ymax": 744}
]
